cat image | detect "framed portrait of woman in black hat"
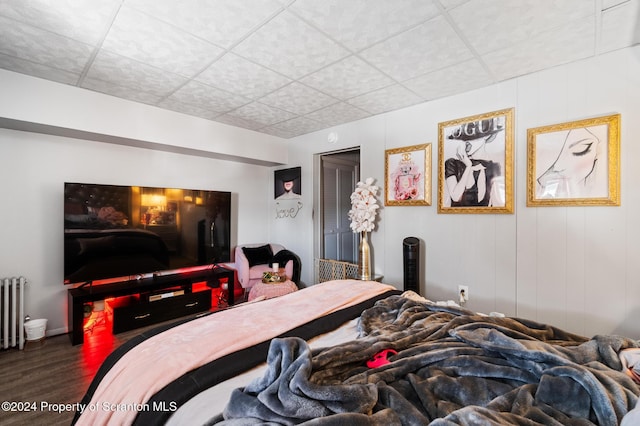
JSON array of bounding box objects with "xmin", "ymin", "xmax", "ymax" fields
[
  {"xmin": 438, "ymin": 108, "xmax": 514, "ymax": 214},
  {"xmin": 274, "ymin": 167, "xmax": 301, "ymax": 200}
]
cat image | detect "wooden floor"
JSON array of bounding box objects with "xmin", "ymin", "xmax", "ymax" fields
[
  {"xmin": 0, "ymin": 289, "xmax": 231, "ymax": 425},
  {"xmin": 0, "ymin": 318, "xmax": 179, "ymax": 425}
]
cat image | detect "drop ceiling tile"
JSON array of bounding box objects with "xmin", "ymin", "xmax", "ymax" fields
[
  {"xmin": 157, "ymin": 98, "xmax": 222, "ymax": 120},
  {"xmin": 0, "ymin": 16, "xmax": 93, "ymax": 73},
  {"xmin": 360, "ymin": 15, "xmax": 473, "ymax": 82},
  {"xmin": 601, "ymin": 0, "xmax": 631, "ymax": 9},
  {"xmin": 167, "ymin": 80, "xmax": 250, "ymax": 113},
  {"xmin": 0, "ymin": 0, "xmax": 120, "ymax": 44},
  {"xmin": 232, "ymin": 10, "xmax": 350, "ymax": 79},
  {"xmin": 483, "ymin": 16, "xmax": 595, "ymax": 82},
  {"xmin": 196, "ymin": 53, "xmax": 291, "ymax": 99},
  {"xmin": 289, "ymin": 0, "xmax": 440, "ymax": 51},
  {"xmin": 127, "ymin": 0, "xmax": 284, "ymax": 49},
  {"xmin": 438, "ymin": 0, "xmax": 471, "ymax": 9},
  {"xmin": 404, "ymin": 59, "xmax": 493, "ymax": 100},
  {"xmin": 265, "ymin": 115, "xmax": 325, "ymax": 136},
  {"xmin": 0, "ymin": 53, "xmax": 80, "ymax": 85},
  {"xmin": 259, "ymin": 126, "xmax": 298, "ymax": 139},
  {"xmin": 84, "ymin": 51, "xmax": 188, "ymax": 97},
  {"xmin": 213, "ymin": 114, "xmax": 266, "ymax": 131},
  {"xmin": 451, "ymin": 0, "xmax": 594, "ymax": 55},
  {"xmin": 305, "ymin": 102, "xmax": 370, "ymax": 126},
  {"xmin": 102, "ymin": 5, "xmax": 224, "ymax": 77},
  {"xmin": 300, "ymin": 55, "xmax": 395, "ymax": 100},
  {"xmin": 259, "ymin": 82, "xmax": 338, "ymax": 115},
  {"xmin": 599, "ymin": 0, "xmax": 640, "ymax": 53},
  {"xmin": 81, "ymin": 77, "xmax": 164, "ymax": 105},
  {"xmin": 227, "ymin": 101, "xmax": 297, "ymax": 126},
  {"xmin": 348, "ymin": 84, "xmax": 423, "ymax": 115}
]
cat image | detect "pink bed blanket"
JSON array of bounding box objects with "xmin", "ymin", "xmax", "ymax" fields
[{"xmin": 76, "ymin": 279, "xmax": 396, "ymax": 426}]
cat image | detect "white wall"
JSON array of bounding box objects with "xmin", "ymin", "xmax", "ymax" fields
[
  {"xmin": 0, "ymin": 129, "xmax": 273, "ymax": 335},
  {"xmin": 0, "ymin": 69, "xmax": 294, "ymax": 336},
  {"xmin": 280, "ymin": 46, "xmax": 640, "ymax": 339},
  {"xmin": 0, "ymin": 69, "xmax": 289, "ymax": 166},
  {"xmin": 1, "ymin": 46, "xmax": 638, "ymax": 341}
]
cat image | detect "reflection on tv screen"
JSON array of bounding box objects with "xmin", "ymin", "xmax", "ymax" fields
[{"xmin": 63, "ymin": 182, "xmax": 231, "ymax": 284}]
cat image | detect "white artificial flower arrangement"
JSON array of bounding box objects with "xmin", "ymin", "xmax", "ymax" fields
[{"xmin": 348, "ymin": 177, "xmax": 380, "ymax": 233}]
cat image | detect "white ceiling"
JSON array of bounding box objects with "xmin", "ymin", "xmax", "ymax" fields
[{"xmin": 1, "ymin": 0, "xmax": 638, "ymax": 139}]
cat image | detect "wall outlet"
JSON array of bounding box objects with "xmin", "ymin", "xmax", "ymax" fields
[{"xmin": 458, "ymin": 285, "xmax": 469, "ymax": 303}]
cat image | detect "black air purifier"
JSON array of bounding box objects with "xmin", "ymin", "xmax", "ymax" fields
[{"xmin": 403, "ymin": 237, "xmax": 420, "ymax": 294}]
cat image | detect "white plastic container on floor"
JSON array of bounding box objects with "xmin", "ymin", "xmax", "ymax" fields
[{"xmin": 24, "ymin": 318, "xmax": 47, "ymax": 341}]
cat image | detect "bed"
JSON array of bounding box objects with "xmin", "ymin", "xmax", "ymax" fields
[{"xmin": 73, "ymin": 280, "xmax": 640, "ymax": 425}]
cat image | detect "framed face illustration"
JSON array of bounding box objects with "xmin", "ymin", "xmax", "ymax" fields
[{"xmin": 527, "ymin": 114, "xmax": 620, "ymax": 206}]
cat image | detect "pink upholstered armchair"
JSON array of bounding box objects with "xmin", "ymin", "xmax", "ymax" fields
[{"xmin": 234, "ymin": 243, "xmax": 294, "ymax": 291}]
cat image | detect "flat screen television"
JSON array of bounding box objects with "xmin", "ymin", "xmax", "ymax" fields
[{"xmin": 63, "ymin": 182, "xmax": 231, "ymax": 285}]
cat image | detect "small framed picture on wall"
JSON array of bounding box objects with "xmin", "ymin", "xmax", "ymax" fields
[
  {"xmin": 274, "ymin": 167, "xmax": 301, "ymax": 200},
  {"xmin": 384, "ymin": 143, "xmax": 431, "ymax": 206}
]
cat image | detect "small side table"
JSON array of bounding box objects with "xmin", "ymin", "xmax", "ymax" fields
[{"xmin": 248, "ymin": 279, "xmax": 298, "ymax": 302}]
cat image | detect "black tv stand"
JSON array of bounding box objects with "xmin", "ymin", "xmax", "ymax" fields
[
  {"xmin": 77, "ymin": 280, "xmax": 94, "ymax": 291},
  {"xmin": 67, "ymin": 266, "xmax": 235, "ymax": 345}
]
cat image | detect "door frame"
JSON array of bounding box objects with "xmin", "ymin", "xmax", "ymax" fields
[{"xmin": 313, "ymin": 147, "xmax": 360, "ymax": 264}]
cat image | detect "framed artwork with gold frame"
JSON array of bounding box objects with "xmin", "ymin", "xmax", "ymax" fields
[
  {"xmin": 438, "ymin": 108, "xmax": 514, "ymax": 214},
  {"xmin": 526, "ymin": 114, "xmax": 620, "ymax": 206},
  {"xmin": 384, "ymin": 143, "xmax": 431, "ymax": 206}
]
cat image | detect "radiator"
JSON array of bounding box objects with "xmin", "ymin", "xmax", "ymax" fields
[{"xmin": 1, "ymin": 277, "xmax": 26, "ymax": 350}]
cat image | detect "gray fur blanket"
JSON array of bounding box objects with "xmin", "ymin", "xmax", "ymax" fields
[{"xmin": 215, "ymin": 295, "xmax": 640, "ymax": 425}]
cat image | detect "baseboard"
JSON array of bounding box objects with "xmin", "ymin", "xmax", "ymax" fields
[{"xmin": 46, "ymin": 326, "xmax": 68, "ymax": 337}]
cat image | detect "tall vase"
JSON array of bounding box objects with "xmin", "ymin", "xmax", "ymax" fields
[{"xmin": 358, "ymin": 231, "xmax": 371, "ymax": 280}]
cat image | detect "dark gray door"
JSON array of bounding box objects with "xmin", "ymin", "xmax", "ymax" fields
[{"xmin": 321, "ymin": 151, "xmax": 359, "ymax": 262}]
